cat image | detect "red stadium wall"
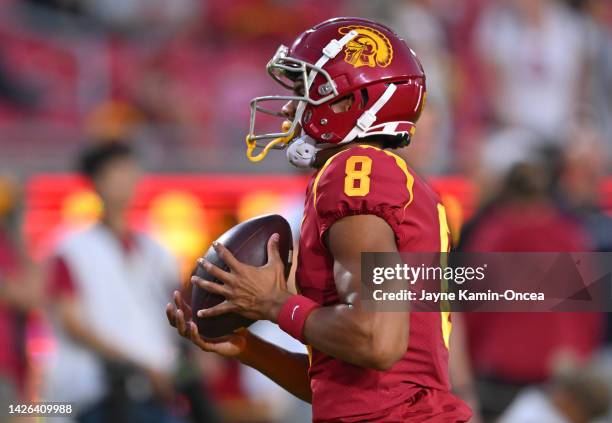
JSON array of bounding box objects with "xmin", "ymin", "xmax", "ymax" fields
[{"xmin": 24, "ymin": 174, "xmax": 612, "ymax": 278}]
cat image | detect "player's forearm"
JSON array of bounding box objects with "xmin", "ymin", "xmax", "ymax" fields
[
  {"xmin": 298, "ymin": 215, "xmax": 408, "ymax": 370},
  {"xmin": 238, "ymin": 331, "xmax": 312, "ymax": 403},
  {"xmin": 302, "ymin": 304, "xmax": 408, "ymax": 371}
]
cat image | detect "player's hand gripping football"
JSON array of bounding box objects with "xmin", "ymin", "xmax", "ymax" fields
[
  {"xmin": 166, "ymin": 290, "xmax": 248, "ymax": 357},
  {"xmin": 191, "ymin": 233, "xmax": 292, "ymax": 322}
]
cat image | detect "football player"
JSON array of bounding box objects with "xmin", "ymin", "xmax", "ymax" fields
[{"xmin": 167, "ymin": 17, "xmax": 472, "ymax": 422}]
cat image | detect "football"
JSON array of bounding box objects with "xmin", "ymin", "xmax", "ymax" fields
[{"xmin": 191, "ymin": 214, "xmax": 293, "ymax": 339}]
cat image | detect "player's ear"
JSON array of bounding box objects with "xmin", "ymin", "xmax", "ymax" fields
[{"xmin": 266, "ymin": 233, "xmax": 282, "ymax": 265}]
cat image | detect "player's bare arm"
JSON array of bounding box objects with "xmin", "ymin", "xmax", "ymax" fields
[
  {"xmin": 166, "ymin": 289, "xmax": 312, "ymax": 402},
  {"xmin": 302, "ymin": 214, "xmax": 408, "ymax": 370}
]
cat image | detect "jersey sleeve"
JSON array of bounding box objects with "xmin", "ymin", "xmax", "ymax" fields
[{"xmin": 313, "ymin": 145, "xmax": 414, "ymax": 240}]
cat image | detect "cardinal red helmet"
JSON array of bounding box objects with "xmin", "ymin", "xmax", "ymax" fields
[{"xmin": 246, "ymin": 17, "xmax": 427, "ymax": 165}]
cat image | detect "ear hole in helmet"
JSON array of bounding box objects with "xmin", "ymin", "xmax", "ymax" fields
[
  {"xmin": 359, "ymin": 88, "xmax": 369, "ymax": 109},
  {"xmin": 330, "ymin": 94, "xmax": 355, "ymax": 114}
]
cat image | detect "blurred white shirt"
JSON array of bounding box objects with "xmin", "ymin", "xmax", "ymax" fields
[
  {"xmin": 477, "ymin": 2, "xmax": 586, "ymax": 138},
  {"xmin": 499, "ymin": 388, "xmax": 570, "ymax": 423},
  {"xmin": 45, "ymin": 224, "xmax": 179, "ymax": 412}
]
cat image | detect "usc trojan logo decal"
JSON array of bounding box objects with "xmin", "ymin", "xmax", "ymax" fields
[{"xmin": 339, "ymin": 25, "xmax": 393, "ymax": 68}]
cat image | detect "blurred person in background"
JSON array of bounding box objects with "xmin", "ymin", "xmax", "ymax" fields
[
  {"xmin": 459, "ymin": 128, "xmax": 605, "ymax": 421},
  {"xmin": 555, "ymin": 123, "xmax": 612, "ymax": 345},
  {"xmin": 498, "ymin": 365, "xmax": 610, "ymax": 423},
  {"xmin": 589, "ymin": 349, "xmax": 612, "ymax": 422},
  {"xmin": 556, "ymin": 123, "xmax": 612, "ymax": 253},
  {"xmin": 391, "ymin": 0, "xmax": 454, "ymax": 173},
  {"xmin": 583, "ymin": 0, "xmax": 612, "ymax": 158},
  {"xmin": 475, "ymin": 0, "xmax": 587, "ymax": 140},
  {"xmin": 0, "ymin": 177, "xmax": 44, "ymax": 415},
  {"xmin": 45, "ymin": 142, "xmax": 184, "ymax": 423}
]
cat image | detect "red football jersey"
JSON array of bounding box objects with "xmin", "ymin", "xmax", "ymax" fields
[{"xmin": 296, "ymin": 145, "xmax": 471, "ymax": 422}]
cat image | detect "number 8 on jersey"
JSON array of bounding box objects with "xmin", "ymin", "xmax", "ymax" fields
[{"xmin": 344, "ymin": 156, "xmax": 373, "ymax": 197}]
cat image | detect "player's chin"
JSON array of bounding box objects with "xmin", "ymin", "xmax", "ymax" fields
[
  {"xmin": 284, "ymin": 125, "xmax": 303, "ymax": 149},
  {"xmin": 291, "ymin": 123, "xmax": 303, "ymax": 141}
]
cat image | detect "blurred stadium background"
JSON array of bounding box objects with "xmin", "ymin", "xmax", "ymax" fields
[{"xmin": 0, "ymin": 0, "xmax": 612, "ymax": 422}]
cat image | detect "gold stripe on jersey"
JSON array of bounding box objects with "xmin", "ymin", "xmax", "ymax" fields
[
  {"xmin": 357, "ymin": 145, "xmax": 415, "ymax": 209},
  {"xmin": 313, "ymin": 149, "xmax": 351, "ymax": 207}
]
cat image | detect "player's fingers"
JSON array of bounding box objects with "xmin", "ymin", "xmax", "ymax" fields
[
  {"xmin": 196, "ymin": 300, "xmax": 239, "ymax": 318},
  {"xmin": 190, "ymin": 325, "xmax": 229, "ymax": 352},
  {"xmin": 176, "ymin": 308, "xmax": 188, "ymax": 337},
  {"xmin": 187, "ymin": 322, "xmax": 208, "ymax": 349},
  {"xmin": 187, "ymin": 320, "xmax": 197, "ymax": 339},
  {"xmin": 174, "ymin": 291, "xmax": 192, "ymax": 319},
  {"xmin": 266, "ymin": 233, "xmax": 283, "ymax": 266},
  {"xmin": 187, "ymin": 322, "xmax": 215, "ymax": 351},
  {"xmin": 190, "ymin": 329, "xmax": 225, "ymax": 353},
  {"xmin": 191, "ymin": 276, "xmax": 231, "ymax": 298},
  {"xmin": 174, "ymin": 291, "xmax": 191, "ymax": 319},
  {"xmin": 178, "ymin": 290, "xmax": 192, "ymax": 313},
  {"xmin": 165, "ymin": 303, "xmax": 177, "ymax": 328},
  {"xmin": 197, "ymin": 258, "xmax": 234, "ymax": 285},
  {"xmin": 212, "ymin": 242, "xmax": 241, "ymax": 272},
  {"xmin": 173, "ymin": 291, "xmax": 183, "ymax": 310}
]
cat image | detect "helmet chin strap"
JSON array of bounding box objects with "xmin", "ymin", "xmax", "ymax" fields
[
  {"xmin": 286, "ymin": 135, "xmax": 338, "ymax": 169},
  {"xmin": 286, "ymin": 135, "xmax": 317, "ymax": 168}
]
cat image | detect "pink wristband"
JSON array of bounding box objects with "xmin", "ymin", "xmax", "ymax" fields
[{"xmin": 278, "ymin": 295, "xmax": 319, "ymax": 343}]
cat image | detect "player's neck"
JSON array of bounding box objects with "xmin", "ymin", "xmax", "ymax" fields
[{"xmin": 313, "ymin": 140, "xmax": 383, "ymax": 169}]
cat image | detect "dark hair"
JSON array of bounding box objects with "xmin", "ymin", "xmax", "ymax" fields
[
  {"xmin": 359, "ymin": 134, "xmax": 410, "ymax": 150},
  {"xmin": 78, "ymin": 141, "xmax": 134, "ymax": 179},
  {"xmin": 499, "ymin": 143, "xmax": 561, "ymax": 201},
  {"xmin": 379, "ymin": 134, "xmax": 410, "ymax": 149}
]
